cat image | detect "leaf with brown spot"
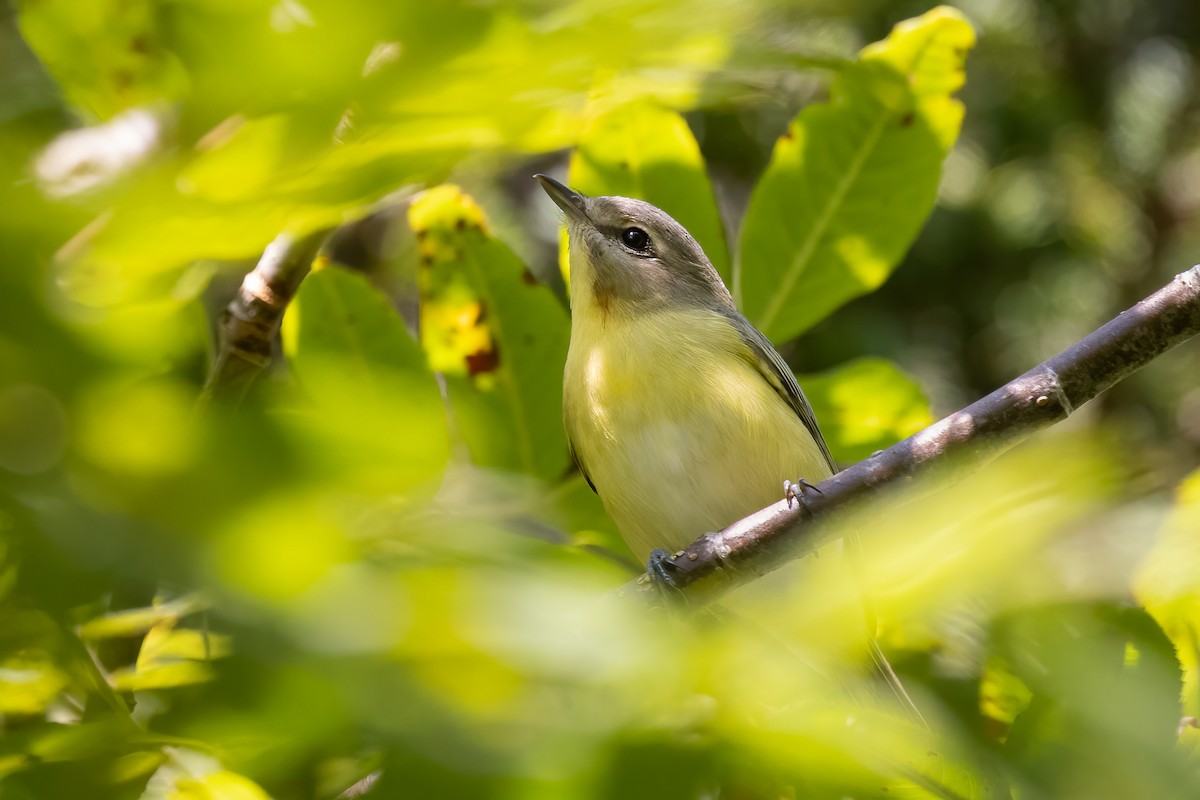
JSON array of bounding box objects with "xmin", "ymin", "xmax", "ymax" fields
[
  {"xmin": 465, "ymin": 344, "xmax": 501, "ymax": 377},
  {"xmin": 409, "ymin": 185, "xmax": 570, "ymax": 481}
]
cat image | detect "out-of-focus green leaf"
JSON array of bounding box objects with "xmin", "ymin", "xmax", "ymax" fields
[
  {"xmin": 110, "ymin": 751, "xmax": 168, "ymax": 784},
  {"xmin": 16, "ymin": 0, "xmax": 188, "ymax": 119},
  {"xmin": 0, "ymin": 653, "xmax": 69, "ymax": 715},
  {"xmin": 737, "ymin": 6, "xmax": 973, "ymax": 342},
  {"xmin": 410, "ymin": 185, "xmax": 570, "ymax": 481},
  {"xmin": 103, "ymin": 620, "xmax": 230, "ymax": 692},
  {"xmin": 74, "ymin": 378, "xmax": 204, "ymax": 478},
  {"xmin": 997, "ymin": 602, "xmax": 1185, "ymax": 799},
  {"xmin": 1136, "ymin": 468, "xmax": 1200, "ymax": 717},
  {"xmin": 522, "ymin": 473, "xmax": 632, "ymax": 567},
  {"xmin": 138, "ymin": 625, "xmax": 230, "ymax": 666},
  {"xmin": 78, "ymin": 597, "xmax": 203, "ymax": 640},
  {"xmin": 980, "ymin": 656, "xmax": 1034, "ymax": 739},
  {"xmin": 39, "ymin": 0, "xmax": 750, "ymax": 307},
  {"xmin": 23, "ymin": 718, "xmax": 134, "ymax": 762},
  {"xmin": 791, "ymin": 437, "xmax": 1124, "ymax": 646},
  {"xmin": 76, "ymin": 600, "xmax": 227, "ymax": 694},
  {"xmin": 800, "ymin": 357, "xmax": 932, "ymax": 464},
  {"xmin": 285, "ymin": 266, "xmax": 450, "ymax": 494},
  {"xmin": 565, "ymin": 101, "xmax": 730, "ymax": 283},
  {"xmin": 109, "ymin": 660, "xmax": 214, "ymax": 692},
  {"xmin": 141, "ymin": 749, "xmax": 271, "ymax": 800},
  {"xmin": 208, "ymin": 493, "xmax": 359, "ymax": 606},
  {"xmin": 171, "ymin": 771, "xmax": 271, "ymax": 800}
]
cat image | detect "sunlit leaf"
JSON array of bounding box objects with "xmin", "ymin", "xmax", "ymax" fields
[
  {"xmin": 737, "ymin": 6, "xmax": 974, "ymax": 341},
  {"xmin": 209, "ymin": 493, "xmax": 356, "ymax": 605},
  {"xmin": 78, "ymin": 597, "xmax": 203, "ymax": 640},
  {"xmin": 565, "ymin": 101, "xmax": 730, "ymax": 283},
  {"xmin": 980, "ymin": 656, "xmax": 1034, "ymax": 739},
  {"xmin": 74, "ymin": 377, "xmax": 204, "ymax": 478},
  {"xmin": 800, "ymin": 356, "xmax": 933, "ymax": 464},
  {"xmin": 170, "ymin": 771, "xmax": 272, "ymax": 800},
  {"xmin": 0, "ymin": 653, "xmax": 69, "ymax": 715},
  {"xmin": 142, "ymin": 749, "xmax": 271, "ymax": 800},
  {"xmin": 109, "ymin": 660, "xmax": 214, "ymax": 692},
  {"xmin": 1136, "ymin": 468, "xmax": 1200, "ymax": 716},
  {"xmin": 138, "ymin": 625, "xmax": 230, "ymax": 666},
  {"xmin": 409, "ymin": 185, "xmax": 570, "ymax": 481}
]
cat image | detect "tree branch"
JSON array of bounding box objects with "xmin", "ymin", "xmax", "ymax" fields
[
  {"xmin": 638, "ymin": 265, "xmax": 1200, "ymax": 602},
  {"xmin": 202, "ymin": 228, "xmax": 331, "ymax": 401}
]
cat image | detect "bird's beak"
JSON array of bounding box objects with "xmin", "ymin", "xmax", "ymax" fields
[{"xmin": 534, "ymin": 174, "xmax": 589, "ymax": 224}]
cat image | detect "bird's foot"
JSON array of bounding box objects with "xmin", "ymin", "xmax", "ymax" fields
[
  {"xmin": 783, "ymin": 478, "xmax": 822, "ymax": 510},
  {"xmin": 646, "ymin": 548, "xmax": 684, "ymax": 593}
]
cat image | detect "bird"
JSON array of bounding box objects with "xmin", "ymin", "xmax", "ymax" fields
[
  {"xmin": 536, "ymin": 174, "xmax": 924, "ymax": 724},
  {"xmin": 535, "ymin": 174, "xmax": 835, "ymax": 565}
]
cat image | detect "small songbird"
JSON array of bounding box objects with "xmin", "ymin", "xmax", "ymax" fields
[
  {"xmin": 537, "ymin": 175, "xmax": 923, "ymax": 721},
  {"xmin": 535, "ymin": 174, "xmax": 836, "ymax": 565}
]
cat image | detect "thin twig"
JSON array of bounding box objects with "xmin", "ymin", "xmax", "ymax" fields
[
  {"xmin": 202, "ymin": 228, "xmax": 332, "ymax": 401},
  {"xmin": 339, "ymin": 771, "xmax": 380, "ymax": 798},
  {"xmin": 635, "ymin": 264, "xmax": 1200, "ymax": 602}
]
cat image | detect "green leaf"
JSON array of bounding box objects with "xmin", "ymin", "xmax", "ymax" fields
[
  {"xmin": 285, "ymin": 266, "xmax": 450, "ymax": 493},
  {"xmin": 0, "ymin": 653, "xmax": 69, "ymax": 715},
  {"xmin": 409, "ymin": 185, "xmax": 570, "ymax": 481},
  {"xmin": 17, "ymin": 0, "xmax": 188, "ymax": 120},
  {"xmin": 171, "ymin": 771, "xmax": 272, "ymax": 800},
  {"xmin": 566, "ymin": 101, "xmax": 730, "ymax": 284},
  {"xmin": 980, "ymin": 656, "xmax": 1034, "ymax": 737},
  {"xmin": 137, "ymin": 626, "xmax": 230, "ymax": 666},
  {"xmin": 23, "ymin": 718, "xmax": 133, "ymax": 762},
  {"xmin": 109, "ymin": 660, "xmax": 214, "ymax": 692},
  {"xmin": 39, "ymin": 1, "xmax": 743, "ymax": 306},
  {"xmin": 737, "ymin": 6, "xmax": 974, "ymax": 342},
  {"xmin": 800, "ymin": 357, "xmax": 933, "ymax": 464},
  {"xmin": 1135, "ymin": 468, "xmax": 1200, "ymax": 717},
  {"xmin": 77, "ymin": 597, "xmax": 203, "ymax": 640},
  {"xmin": 141, "ymin": 749, "xmax": 273, "ymax": 800}
]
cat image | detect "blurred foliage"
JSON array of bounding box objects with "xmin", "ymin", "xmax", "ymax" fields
[{"xmin": 1, "ymin": 1, "xmax": 1199, "ymax": 799}]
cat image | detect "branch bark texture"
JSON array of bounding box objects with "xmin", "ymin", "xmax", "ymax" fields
[
  {"xmin": 202, "ymin": 229, "xmax": 330, "ymax": 401},
  {"xmin": 644, "ymin": 265, "xmax": 1200, "ymax": 602}
]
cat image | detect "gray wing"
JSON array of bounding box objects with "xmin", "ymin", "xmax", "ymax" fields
[{"xmin": 721, "ymin": 309, "xmax": 839, "ymax": 474}]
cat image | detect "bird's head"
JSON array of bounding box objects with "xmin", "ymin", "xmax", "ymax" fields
[{"xmin": 535, "ymin": 174, "xmax": 732, "ymax": 317}]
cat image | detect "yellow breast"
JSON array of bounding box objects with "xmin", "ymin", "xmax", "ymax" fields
[{"xmin": 563, "ymin": 308, "xmax": 832, "ymax": 560}]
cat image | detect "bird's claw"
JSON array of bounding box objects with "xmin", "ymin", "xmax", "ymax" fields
[
  {"xmin": 784, "ymin": 478, "xmax": 822, "ymax": 509},
  {"xmin": 646, "ymin": 548, "xmax": 684, "ymax": 593}
]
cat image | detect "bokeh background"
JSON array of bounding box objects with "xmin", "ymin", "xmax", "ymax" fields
[{"xmin": 2, "ymin": 1, "xmax": 1199, "ymax": 798}]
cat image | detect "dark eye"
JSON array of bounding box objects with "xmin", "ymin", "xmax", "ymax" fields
[{"xmin": 620, "ymin": 227, "xmax": 650, "ymax": 251}]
